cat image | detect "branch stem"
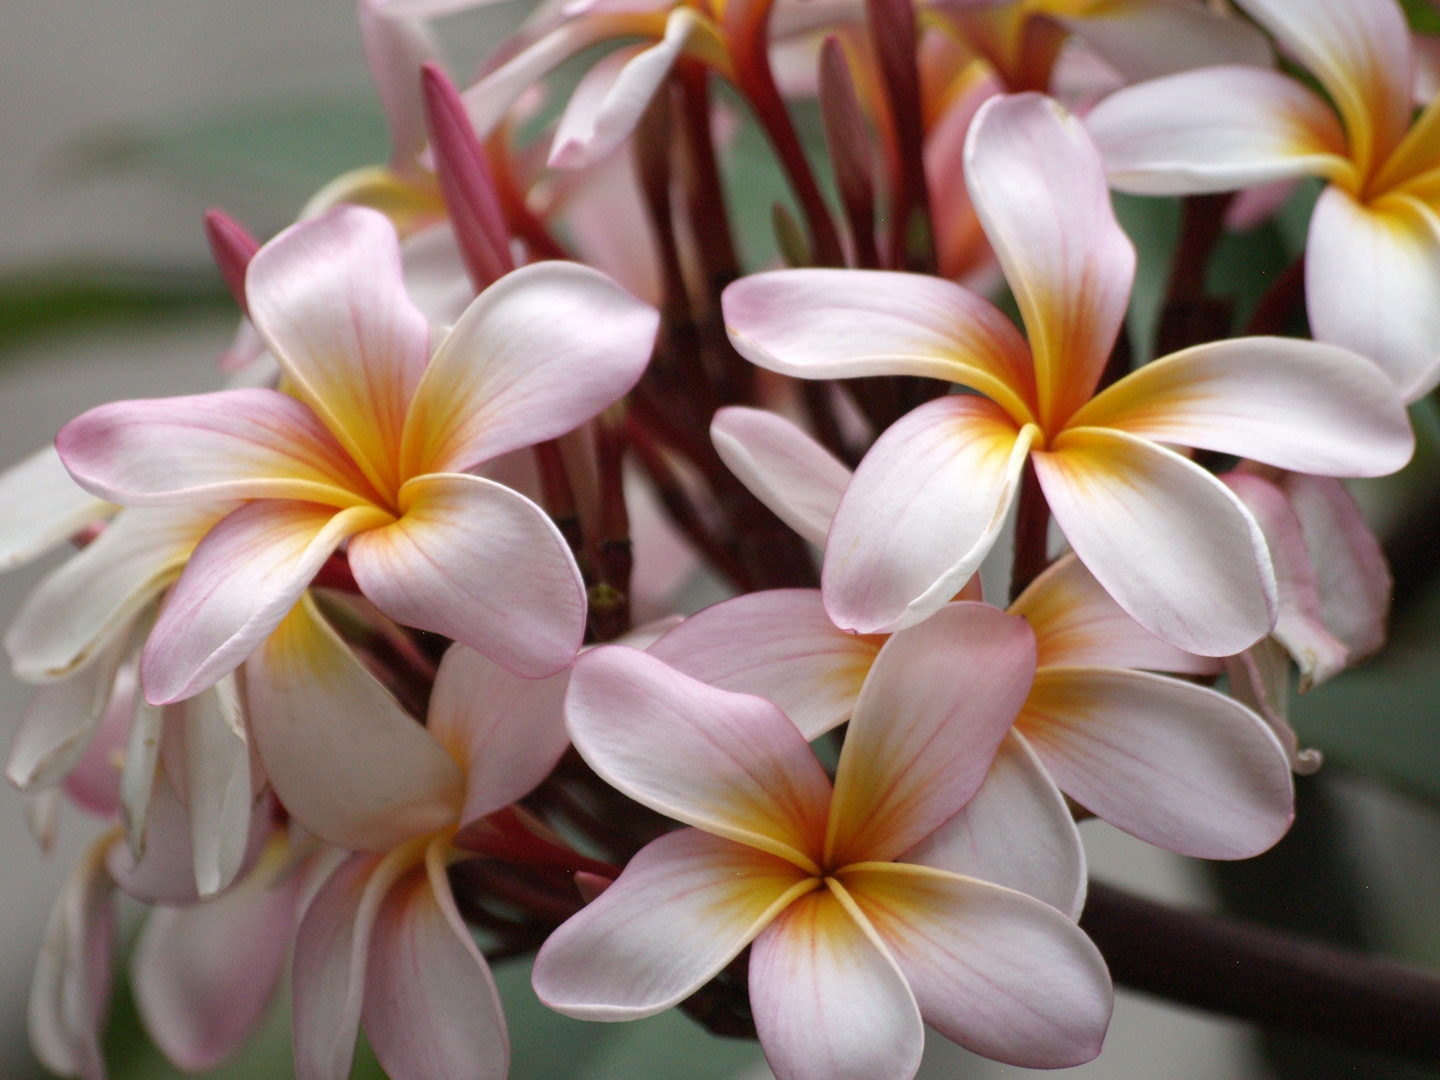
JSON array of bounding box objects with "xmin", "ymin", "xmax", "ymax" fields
[{"xmin": 1081, "ymin": 880, "xmax": 1440, "ymax": 1065}]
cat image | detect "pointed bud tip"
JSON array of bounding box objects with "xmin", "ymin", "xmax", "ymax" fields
[{"xmin": 203, "ymin": 209, "xmax": 259, "ymax": 314}]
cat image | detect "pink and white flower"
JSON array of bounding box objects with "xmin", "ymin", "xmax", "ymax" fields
[
  {"xmin": 1086, "ymin": 0, "xmax": 1440, "ymax": 400},
  {"xmin": 667, "ymin": 406, "xmax": 1295, "ymax": 860},
  {"xmin": 722, "ymin": 92, "xmax": 1413, "ymax": 656},
  {"xmin": 57, "ymin": 205, "xmax": 658, "ymax": 703},
  {"xmin": 243, "ymin": 592, "xmax": 575, "ymax": 1080},
  {"xmin": 534, "ymin": 614, "xmax": 1115, "ymax": 1078}
]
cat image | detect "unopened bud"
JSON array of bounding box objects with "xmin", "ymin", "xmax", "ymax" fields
[
  {"xmin": 204, "ymin": 209, "xmax": 260, "ymax": 313},
  {"xmin": 420, "ymin": 61, "xmax": 514, "ymax": 290}
]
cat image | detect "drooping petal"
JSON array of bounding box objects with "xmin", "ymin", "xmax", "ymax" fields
[
  {"xmin": 141, "ymin": 501, "xmax": 392, "ymax": 705},
  {"xmin": 826, "ymin": 602, "xmax": 1036, "ymax": 866},
  {"xmin": 462, "ymin": 12, "xmax": 672, "ymax": 140},
  {"xmin": 348, "ymin": 472, "xmax": 585, "ymax": 679},
  {"xmin": 6, "ymin": 637, "xmax": 126, "ymax": 793},
  {"xmin": 131, "ymin": 844, "xmax": 300, "ymax": 1072},
  {"xmin": 903, "ymin": 731, "xmax": 1085, "ymax": 920},
  {"xmin": 1306, "ymin": 187, "xmax": 1440, "ymax": 402},
  {"xmin": 648, "ymin": 589, "xmax": 880, "ymax": 740},
  {"xmin": 362, "ymin": 841, "xmax": 509, "ymax": 1080},
  {"xmin": 839, "ymin": 863, "xmax": 1112, "ymax": 1069},
  {"xmin": 822, "ymin": 394, "xmax": 1033, "ymax": 635},
  {"xmin": 55, "ymin": 389, "xmax": 379, "ymax": 509},
  {"xmin": 399, "ymin": 262, "xmax": 657, "ymax": 478},
  {"xmin": 964, "ymin": 93, "xmax": 1135, "ymax": 429},
  {"xmin": 108, "ymin": 770, "xmax": 271, "ymax": 905},
  {"xmin": 1034, "ymin": 427, "xmax": 1276, "ymax": 656},
  {"xmin": 1235, "ymin": 0, "xmax": 1412, "ymax": 176},
  {"xmin": 748, "ymin": 885, "xmax": 923, "ymax": 1080},
  {"xmin": 8, "ymin": 505, "xmax": 225, "ymax": 683},
  {"xmin": 178, "ymin": 678, "xmax": 255, "ymax": 897},
  {"xmin": 1223, "ymin": 471, "xmax": 1348, "ymax": 689},
  {"xmin": 722, "ymin": 269, "xmax": 1037, "ymax": 424},
  {"xmin": 359, "ymin": 0, "xmax": 441, "ymax": 173},
  {"xmin": 533, "ymin": 828, "xmax": 813, "ymax": 1019},
  {"xmin": 293, "ymin": 845, "xmax": 423, "ymax": 1080},
  {"xmin": 247, "ymin": 205, "xmax": 431, "ymax": 499},
  {"xmin": 245, "ymin": 594, "xmax": 464, "ymax": 852},
  {"xmin": 29, "ymin": 832, "xmax": 116, "ymax": 1080},
  {"xmin": 1018, "ymin": 666, "xmax": 1294, "ymax": 859},
  {"xmin": 1226, "ymin": 636, "xmax": 1322, "ymax": 775},
  {"xmin": 427, "ymin": 644, "xmax": 571, "ymax": 825},
  {"xmin": 1010, "ymin": 553, "xmax": 1218, "ymax": 675},
  {"xmin": 0, "ymin": 446, "xmax": 113, "ymax": 572},
  {"xmin": 1282, "ymin": 472, "xmax": 1390, "ymax": 662},
  {"xmin": 63, "ymin": 659, "xmax": 138, "ymax": 819},
  {"xmin": 710, "ymin": 407, "xmax": 852, "ymax": 548},
  {"xmin": 549, "ymin": 11, "xmax": 698, "ymax": 169},
  {"xmin": 1062, "ymin": 0, "xmax": 1273, "ymax": 84},
  {"xmin": 1069, "ymin": 336, "xmax": 1414, "ymax": 476},
  {"xmin": 565, "ymin": 646, "xmax": 831, "ymax": 868}
]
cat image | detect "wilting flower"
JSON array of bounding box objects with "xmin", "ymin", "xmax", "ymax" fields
[
  {"xmin": 666, "ymin": 405, "xmax": 1295, "ymax": 860},
  {"xmin": 0, "ymin": 447, "xmax": 265, "ymax": 892},
  {"xmin": 1220, "ymin": 466, "xmax": 1392, "ymax": 772},
  {"xmin": 534, "ymin": 615, "xmax": 1115, "ymax": 1079},
  {"xmin": 57, "ymin": 205, "xmax": 658, "ymax": 703},
  {"xmin": 244, "ymin": 593, "xmax": 575, "ymax": 1080},
  {"xmin": 723, "ymin": 92, "xmax": 1413, "ymax": 656},
  {"xmin": 1087, "ymin": 0, "xmax": 1440, "ymax": 400}
]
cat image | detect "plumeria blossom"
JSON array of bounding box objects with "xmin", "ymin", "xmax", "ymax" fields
[
  {"xmin": 722, "ymin": 92, "xmax": 1413, "ymax": 655},
  {"xmin": 57, "ymin": 205, "xmax": 659, "ymax": 703},
  {"xmin": 534, "ymin": 627, "xmax": 1114, "ymax": 1078},
  {"xmin": 243, "ymin": 592, "xmax": 574, "ymax": 1080},
  {"xmin": 677, "ymin": 405, "xmax": 1295, "ymax": 858},
  {"xmin": 1087, "ymin": 0, "xmax": 1440, "ymax": 401}
]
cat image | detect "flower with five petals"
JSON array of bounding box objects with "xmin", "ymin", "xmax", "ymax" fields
[
  {"xmin": 58, "ymin": 204, "xmax": 659, "ymax": 704},
  {"xmin": 721, "ymin": 92, "xmax": 1412, "ymax": 656},
  {"xmin": 533, "ymin": 610, "xmax": 1114, "ymax": 1080}
]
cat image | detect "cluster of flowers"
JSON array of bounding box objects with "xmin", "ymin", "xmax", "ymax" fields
[{"xmin": 3, "ymin": 0, "xmax": 1433, "ymax": 1076}]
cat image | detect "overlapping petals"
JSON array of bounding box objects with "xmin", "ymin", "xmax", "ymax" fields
[
  {"xmin": 1087, "ymin": 0, "xmax": 1440, "ymax": 399},
  {"xmin": 724, "ymin": 92, "xmax": 1412, "ymax": 653},
  {"xmin": 248, "ymin": 591, "xmax": 569, "ymax": 1080},
  {"xmin": 663, "ymin": 412, "xmax": 1293, "ymax": 860},
  {"xmin": 539, "ymin": 611, "xmax": 1113, "ymax": 1078},
  {"xmin": 58, "ymin": 205, "xmax": 658, "ymax": 700}
]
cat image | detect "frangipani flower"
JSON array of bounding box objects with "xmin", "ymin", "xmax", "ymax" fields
[
  {"xmin": 58, "ymin": 205, "xmax": 659, "ymax": 704},
  {"xmin": 722, "ymin": 92, "xmax": 1413, "ymax": 655},
  {"xmin": 243, "ymin": 593, "xmax": 574, "ymax": 1080},
  {"xmin": 1086, "ymin": 0, "xmax": 1440, "ymax": 401},
  {"xmin": 671, "ymin": 405, "xmax": 1295, "ymax": 859},
  {"xmin": 534, "ymin": 614, "xmax": 1115, "ymax": 1079}
]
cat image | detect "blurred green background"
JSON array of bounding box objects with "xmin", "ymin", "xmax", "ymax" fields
[{"xmin": 2, "ymin": 1, "xmax": 1440, "ymax": 1078}]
